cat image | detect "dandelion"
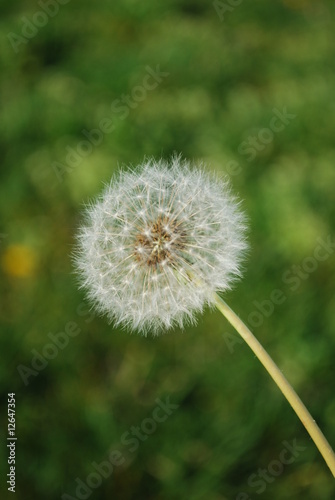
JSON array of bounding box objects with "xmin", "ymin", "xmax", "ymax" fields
[
  {"xmin": 74, "ymin": 156, "xmax": 335, "ymax": 477},
  {"xmin": 74, "ymin": 156, "xmax": 247, "ymax": 333}
]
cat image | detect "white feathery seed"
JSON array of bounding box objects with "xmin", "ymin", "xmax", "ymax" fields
[{"xmin": 74, "ymin": 157, "xmax": 248, "ymax": 334}]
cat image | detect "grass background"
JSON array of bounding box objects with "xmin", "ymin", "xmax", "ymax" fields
[{"xmin": 1, "ymin": 0, "xmax": 335, "ymax": 498}]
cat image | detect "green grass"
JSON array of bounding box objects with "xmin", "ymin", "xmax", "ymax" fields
[{"xmin": 1, "ymin": 1, "xmax": 335, "ymax": 498}]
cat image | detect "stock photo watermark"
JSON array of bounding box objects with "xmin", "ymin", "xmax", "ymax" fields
[
  {"xmin": 61, "ymin": 397, "xmax": 179, "ymax": 499},
  {"xmin": 223, "ymin": 235, "xmax": 335, "ymax": 352},
  {"xmin": 237, "ymin": 107, "xmax": 296, "ymax": 162},
  {"xmin": 236, "ymin": 439, "xmax": 306, "ymax": 499},
  {"xmin": 7, "ymin": 0, "xmax": 70, "ymax": 53},
  {"xmin": 7, "ymin": 393, "xmax": 16, "ymax": 494},
  {"xmin": 51, "ymin": 65, "xmax": 169, "ymax": 184},
  {"xmin": 223, "ymin": 107, "xmax": 297, "ymax": 178},
  {"xmin": 213, "ymin": 0, "xmax": 244, "ymax": 22},
  {"xmin": 17, "ymin": 302, "xmax": 94, "ymax": 386}
]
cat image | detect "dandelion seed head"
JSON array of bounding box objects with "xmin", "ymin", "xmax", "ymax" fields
[{"xmin": 74, "ymin": 157, "xmax": 248, "ymax": 335}]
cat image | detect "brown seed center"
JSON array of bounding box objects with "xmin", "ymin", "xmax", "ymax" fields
[{"xmin": 134, "ymin": 216, "xmax": 185, "ymax": 266}]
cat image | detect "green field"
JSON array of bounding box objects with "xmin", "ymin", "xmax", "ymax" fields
[{"xmin": 1, "ymin": 1, "xmax": 335, "ymax": 498}]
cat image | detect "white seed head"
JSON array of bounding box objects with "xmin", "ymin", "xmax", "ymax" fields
[{"xmin": 74, "ymin": 157, "xmax": 248, "ymax": 335}]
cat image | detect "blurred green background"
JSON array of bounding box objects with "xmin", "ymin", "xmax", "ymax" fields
[{"xmin": 1, "ymin": 0, "xmax": 335, "ymax": 498}]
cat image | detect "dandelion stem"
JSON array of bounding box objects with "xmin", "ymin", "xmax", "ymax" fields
[{"xmin": 213, "ymin": 292, "xmax": 335, "ymax": 477}]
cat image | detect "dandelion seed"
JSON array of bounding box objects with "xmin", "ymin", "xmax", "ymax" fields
[{"xmin": 74, "ymin": 156, "xmax": 247, "ymax": 334}]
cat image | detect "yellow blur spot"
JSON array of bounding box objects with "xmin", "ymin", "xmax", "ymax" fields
[{"xmin": 2, "ymin": 245, "xmax": 37, "ymax": 278}]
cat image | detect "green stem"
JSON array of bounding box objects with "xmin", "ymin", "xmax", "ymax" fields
[{"xmin": 213, "ymin": 292, "xmax": 335, "ymax": 477}]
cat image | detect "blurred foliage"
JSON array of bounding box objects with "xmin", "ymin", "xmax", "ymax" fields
[{"xmin": 1, "ymin": 0, "xmax": 335, "ymax": 499}]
